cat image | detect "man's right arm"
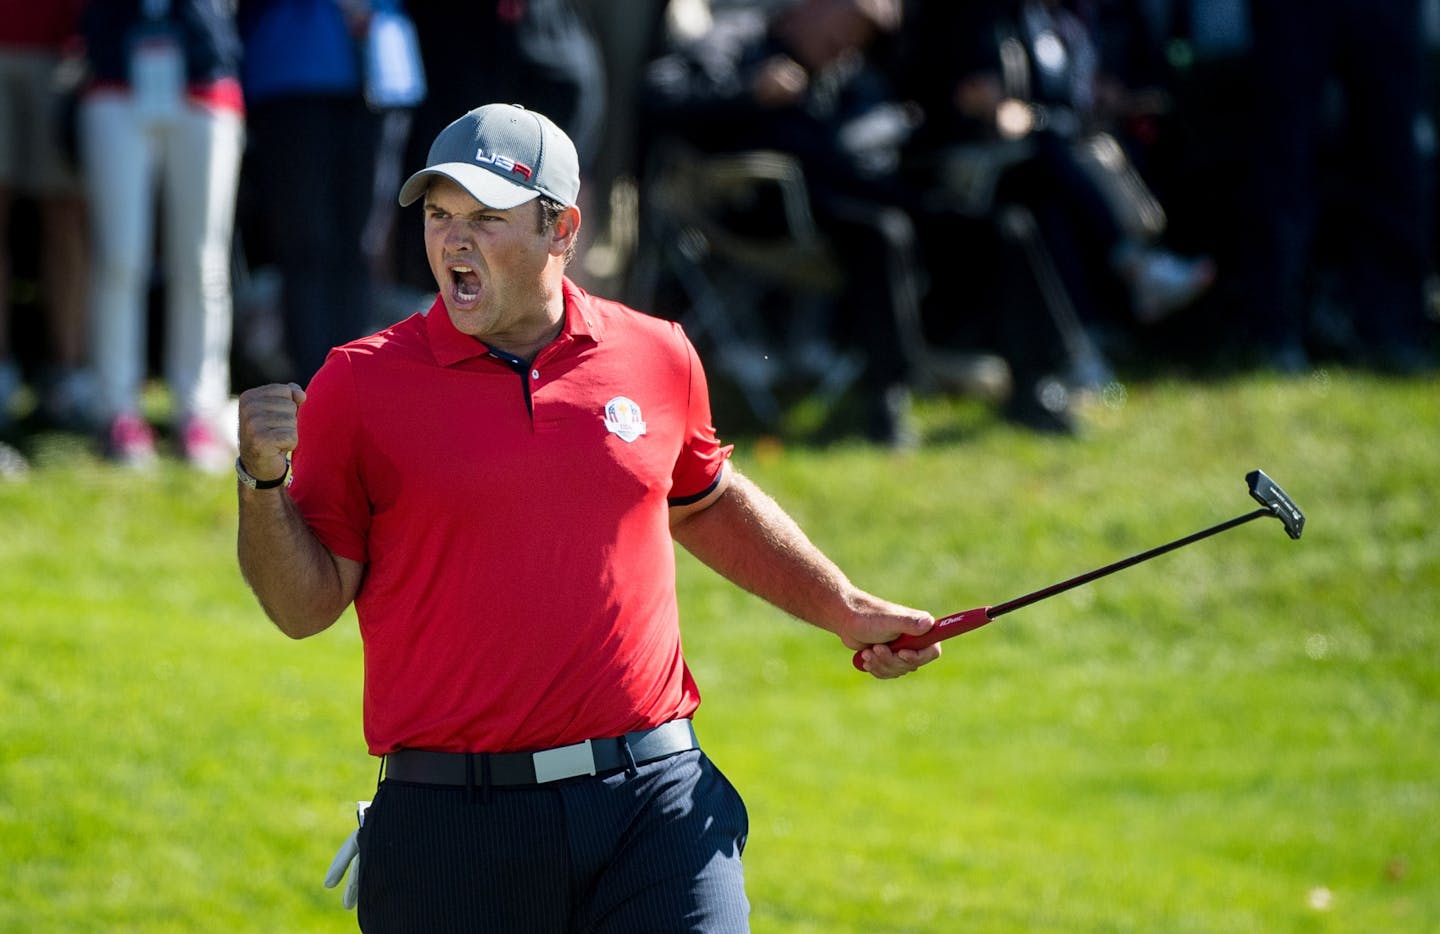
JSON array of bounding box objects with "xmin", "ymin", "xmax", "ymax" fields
[{"xmin": 236, "ymin": 383, "xmax": 363, "ymax": 638}]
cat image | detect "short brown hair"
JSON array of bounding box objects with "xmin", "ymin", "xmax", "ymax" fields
[{"xmin": 538, "ymin": 197, "xmax": 578, "ymax": 265}]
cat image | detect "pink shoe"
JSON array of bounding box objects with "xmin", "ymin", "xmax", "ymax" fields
[
  {"xmin": 179, "ymin": 414, "xmax": 235, "ymax": 474},
  {"xmin": 106, "ymin": 413, "xmax": 157, "ymax": 467}
]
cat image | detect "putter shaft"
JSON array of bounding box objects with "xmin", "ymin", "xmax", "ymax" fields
[
  {"xmin": 988, "ymin": 507, "xmax": 1273, "ymax": 618},
  {"xmin": 853, "ymin": 508, "xmax": 1271, "ymax": 668},
  {"xmin": 853, "ymin": 469, "xmax": 1304, "ymax": 671}
]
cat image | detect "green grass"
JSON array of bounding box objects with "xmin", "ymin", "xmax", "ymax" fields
[{"xmin": 2, "ymin": 369, "xmax": 1436, "ymax": 932}]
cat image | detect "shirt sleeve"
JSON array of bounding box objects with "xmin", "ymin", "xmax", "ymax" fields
[
  {"xmin": 288, "ymin": 349, "xmax": 371, "ymax": 563},
  {"xmin": 668, "ymin": 323, "xmax": 733, "ymax": 505}
]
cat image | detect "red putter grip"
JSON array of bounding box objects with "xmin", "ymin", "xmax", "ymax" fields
[{"xmin": 851, "ymin": 606, "xmax": 995, "ymax": 671}]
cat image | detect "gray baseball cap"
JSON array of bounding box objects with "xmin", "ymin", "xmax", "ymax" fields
[{"xmin": 397, "ymin": 103, "xmax": 580, "ymax": 210}]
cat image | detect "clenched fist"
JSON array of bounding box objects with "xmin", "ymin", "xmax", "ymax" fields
[{"xmin": 237, "ymin": 383, "xmax": 306, "ymax": 481}]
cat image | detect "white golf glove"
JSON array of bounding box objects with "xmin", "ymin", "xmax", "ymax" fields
[
  {"xmin": 324, "ymin": 829, "xmax": 360, "ymax": 909},
  {"xmin": 323, "ymin": 801, "xmax": 369, "ymax": 910}
]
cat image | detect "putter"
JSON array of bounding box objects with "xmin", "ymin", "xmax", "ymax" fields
[{"xmin": 854, "ymin": 469, "xmax": 1305, "ymax": 670}]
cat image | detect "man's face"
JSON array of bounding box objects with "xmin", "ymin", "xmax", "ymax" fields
[{"xmin": 422, "ymin": 177, "xmax": 555, "ymax": 342}]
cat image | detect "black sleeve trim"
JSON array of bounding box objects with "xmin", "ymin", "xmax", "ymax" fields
[{"xmin": 667, "ymin": 469, "xmax": 725, "ymax": 508}]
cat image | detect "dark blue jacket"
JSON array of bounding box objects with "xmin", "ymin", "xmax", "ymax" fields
[{"xmin": 81, "ymin": 0, "xmax": 242, "ymax": 86}]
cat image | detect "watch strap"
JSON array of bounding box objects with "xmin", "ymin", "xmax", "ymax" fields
[{"xmin": 236, "ymin": 454, "xmax": 292, "ymax": 490}]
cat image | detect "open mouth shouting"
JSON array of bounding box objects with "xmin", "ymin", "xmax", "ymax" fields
[{"xmin": 448, "ymin": 263, "xmax": 483, "ymax": 308}]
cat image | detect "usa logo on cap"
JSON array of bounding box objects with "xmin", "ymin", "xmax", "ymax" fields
[
  {"xmin": 474, "ymin": 148, "xmax": 534, "ymax": 180},
  {"xmin": 603, "ymin": 397, "xmax": 646, "ymax": 443}
]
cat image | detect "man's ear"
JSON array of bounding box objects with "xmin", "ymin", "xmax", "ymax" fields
[{"xmin": 551, "ymin": 204, "xmax": 582, "ymax": 256}]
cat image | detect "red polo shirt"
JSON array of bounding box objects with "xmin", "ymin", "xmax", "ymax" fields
[{"xmin": 289, "ymin": 280, "xmax": 731, "ymax": 755}]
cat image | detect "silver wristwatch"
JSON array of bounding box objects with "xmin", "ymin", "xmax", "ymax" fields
[{"xmin": 235, "ymin": 454, "xmax": 292, "ymax": 490}]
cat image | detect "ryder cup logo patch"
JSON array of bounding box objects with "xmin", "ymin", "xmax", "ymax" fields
[{"xmin": 603, "ymin": 396, "xmax": 647, "ymax": 443}]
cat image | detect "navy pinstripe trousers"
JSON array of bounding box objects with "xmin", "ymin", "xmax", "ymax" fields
[{"xmin": 355, "ymin": 749, "xmax": 750, "ymax": 932}]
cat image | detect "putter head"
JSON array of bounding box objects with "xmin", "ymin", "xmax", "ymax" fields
[{"xmin": 1247, "ymin": 469, "xmax": 1305, "ymax": 540}]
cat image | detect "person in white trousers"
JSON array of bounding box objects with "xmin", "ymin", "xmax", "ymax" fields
[{"xmin": 78, "ymin": 0, "xmax": 244, "ymax": 470}]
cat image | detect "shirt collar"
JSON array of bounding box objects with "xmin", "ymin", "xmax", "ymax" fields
[{"xmin": 425, "ymin": 277, "xmax": 602, "ymax": 368}]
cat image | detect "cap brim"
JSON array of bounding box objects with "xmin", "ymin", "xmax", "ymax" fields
[{"xmin": 397, "ymin": 163, "xmax": 542, "ymax": 210}]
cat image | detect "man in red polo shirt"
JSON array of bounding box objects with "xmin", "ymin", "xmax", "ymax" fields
[{"xmin": 236, "ymin": 102, "xmax": 938, "ymax": 932}]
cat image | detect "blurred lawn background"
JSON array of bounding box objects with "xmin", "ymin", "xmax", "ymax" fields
[{"xmin": 1, "ymin": 370, "xmax": 1436, "ymax": 932}]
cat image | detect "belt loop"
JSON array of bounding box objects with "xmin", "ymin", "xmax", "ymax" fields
[
  {"xmin": 480, "ymin": 752, "xmax": 493, "ymax": 804},
  {"xmin": 464, "ymin": 753, "xmax": 477, "ymax": 803},
  {"xmin": 619, "ymin": 735, "xmax": 639, "ymax": 778},
  {"xmin": 377, "ymin": 754, "xmax": 387, "ymax": 789}
]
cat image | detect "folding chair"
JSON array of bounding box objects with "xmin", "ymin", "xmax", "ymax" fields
[{"xmin": 626, "ymin": 141, "xmax": 866, "ymax": 427}]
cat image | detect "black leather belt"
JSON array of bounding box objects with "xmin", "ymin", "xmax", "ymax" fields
[{"xmin": 384, "ymin": 719, "xmax": 699, "ymax": 787}]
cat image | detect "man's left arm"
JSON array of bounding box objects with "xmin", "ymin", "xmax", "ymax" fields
[{"xmin": 670, "ymin": 467, "xmax": 939, "ymax": 678}]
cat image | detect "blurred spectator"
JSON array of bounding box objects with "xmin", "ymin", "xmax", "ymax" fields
[
  {"xmin": 393, "ymin": 0, "xmax": 605, "ymax": 293},
  {"xmin": 642, "ymin": 0, "xmax": 928, "ymax": 445},
  {"xmin": 237, "ymin": 0, "xmax": 395, "ymax": 384},
  {"xmin": 900, "ymin": 0, "xmax": 1215, "ymax": 358},
  {"xmin": 78, "ymin": 0, "xmax": 245, "ymax": 469},
  {"xmin": 1088, "ymin": 0, "xmax": 1257, "ymax": 364},
  {"xmin": 573, "ymin": 0, "xmax": 672, "ymax": 293},
  {"xmin": 1244, "ymin": 0, "xmax": 1435, "ymax": 373},
  {"xmin": 0, "ymin": 0, "xmax": 93, "ymax": 435}
]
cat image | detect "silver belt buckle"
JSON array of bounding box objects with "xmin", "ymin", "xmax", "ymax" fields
[{"xmin": 532, "ymin": 738, "xmax": 596, "ymax": 783}]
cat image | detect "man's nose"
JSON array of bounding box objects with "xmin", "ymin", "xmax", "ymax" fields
[{"xmin": 444, "ymin": 222, "xmax": 474, "ymax": 250}]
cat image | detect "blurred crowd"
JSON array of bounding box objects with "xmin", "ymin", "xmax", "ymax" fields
[{"xmin": 2, "ymin": 0, "xmax": 1437, "ymax": 470}]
